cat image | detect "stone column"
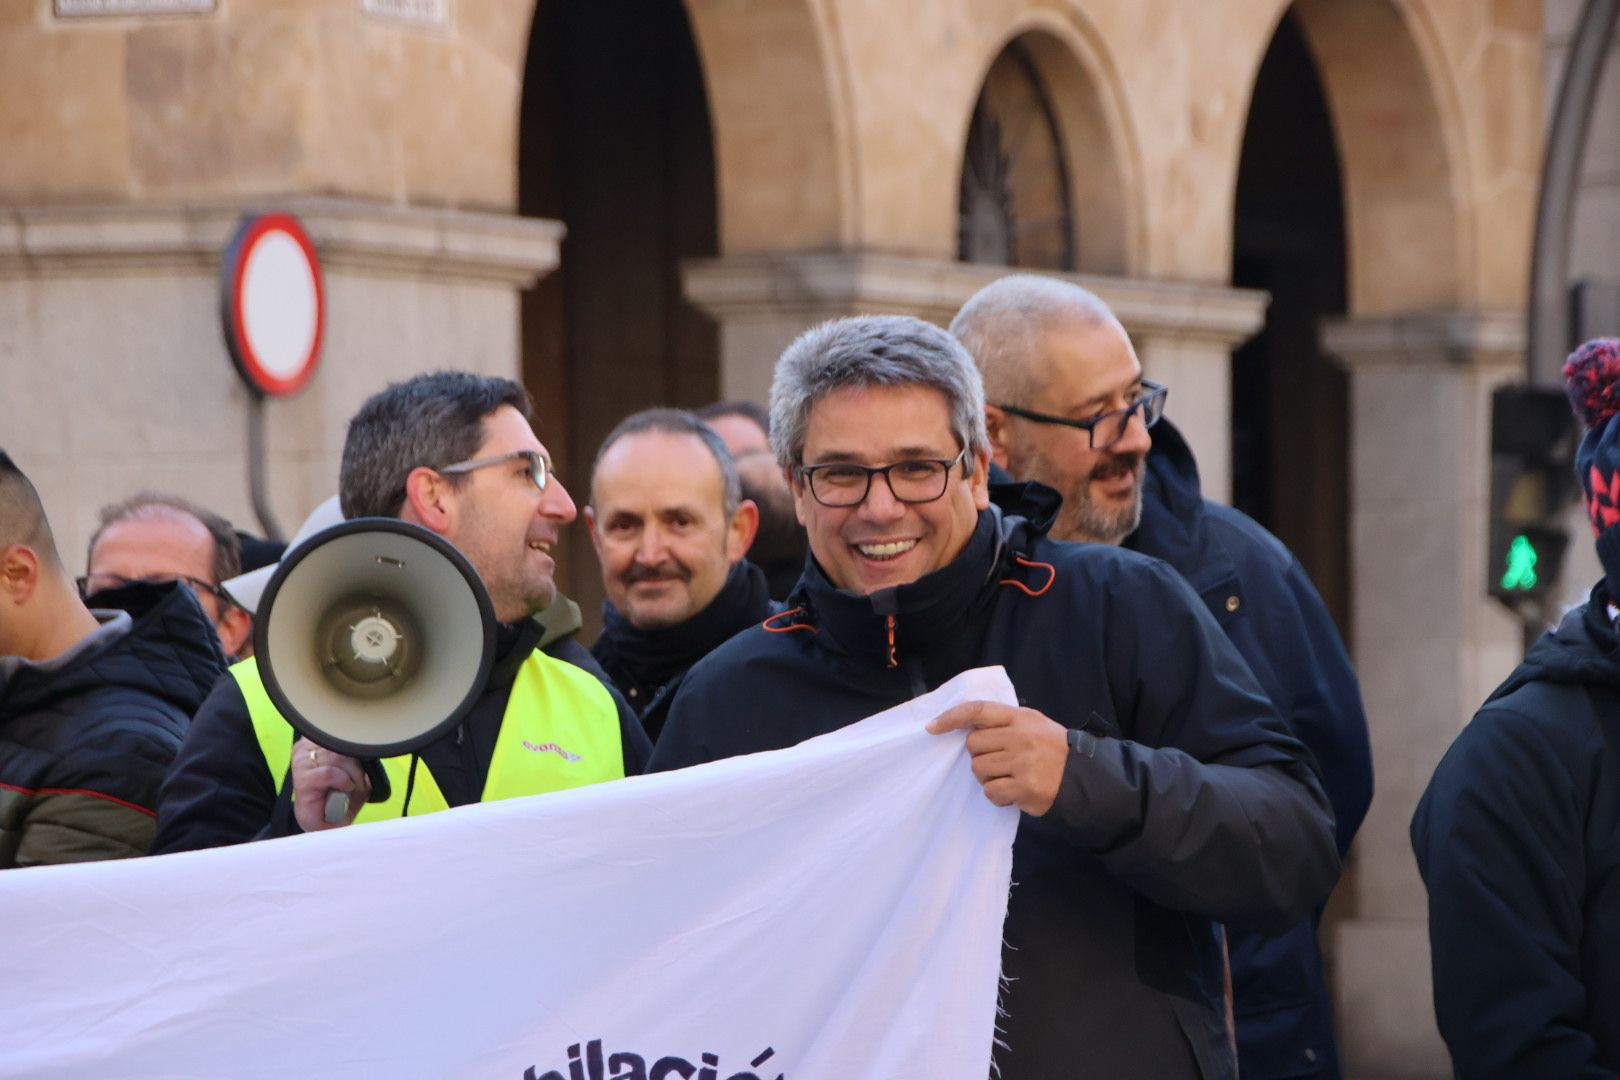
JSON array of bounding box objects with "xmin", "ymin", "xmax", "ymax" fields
[
  {"xmin": 681, "ymin": 252, "xmax": 1265, "ymax": 499},
  {"xmin": 0, "ymin": 198, "xmax": 562, "ymax": 562},
  {"xmin": 1321, "ymin": 310, "xmax": 1526, "ymax": 1079}
]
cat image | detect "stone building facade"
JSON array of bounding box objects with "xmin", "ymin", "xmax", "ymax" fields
[{"xmin": 0, "ymin": 0, "xmax": 1599, "ymax": 1074}]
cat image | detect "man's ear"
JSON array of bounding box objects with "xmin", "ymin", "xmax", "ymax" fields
[
  {"xmin": 726, "ymin": 499, "xmax": 761, "ymax": 561},
  {"xmin": 0, "ymin": 544, "xmax": 42, "ymax": 606},
  {"xmin": 401, "ymin": 466, "xmax": 454, "ymax": 534},
  {"xmin": 218, "ymin": 606, "xmax": 253, "ymax": 659},
  {"xmin": 984, "ymin": 406, "xmax": 1014, "ymax": 471},
  {"xmin": 582, "ymin": 504, "xmax": 605, "ymax": 558},
  {"xmin": 970, "ymin": 449, "xmax": 992, "ymax": 511}
]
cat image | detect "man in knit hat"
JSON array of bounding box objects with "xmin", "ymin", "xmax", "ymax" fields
[{"xmin": 1412, "ymin": 337, "xmax": 1620, "ymax": 1074}]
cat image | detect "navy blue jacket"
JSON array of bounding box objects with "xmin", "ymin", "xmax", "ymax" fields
[
  {"xmin": 1127, "ymin": 421, "xmax": 1373, "ymax": 1079},
  {"xmin": 1412, "ymin": 585, "xmax": 1620, "ymax": 1077},
  {"xmin": 651, "ymin": 488, "xmax": 1340, "ymax": 1079}
]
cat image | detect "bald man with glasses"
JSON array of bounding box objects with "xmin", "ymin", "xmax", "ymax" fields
[{"xmin": 952, "ymin": 275, "xmax": 1372, "ymax": 1080}]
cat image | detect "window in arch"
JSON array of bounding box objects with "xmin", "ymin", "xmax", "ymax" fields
[{"xmin": 958, "ymin": 43, "xmax": 1075, "ymax": 270}]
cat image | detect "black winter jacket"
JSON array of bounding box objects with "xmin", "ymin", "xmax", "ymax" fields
[
  {"xmin": 1412, "ymin": 586, "xmax": 1620, "ymax": 1077},
  {"xmin": 592, "ymin": 560, "xmax": 779, "ymax": 743},
  {"xmin": 0, "ymin": 582, "xmax": 225, "ymax": 868},
  {"xmin": 1128, "ymin": 420, "xmax": 1372, "ymax": 1080},
  {"xmin": 151, "ymin": 603, "xmax": 649, "ymax": 854},
  {"xmin": 651, "ymin": 489, "xmax": 1340, "ymax": 1079}
]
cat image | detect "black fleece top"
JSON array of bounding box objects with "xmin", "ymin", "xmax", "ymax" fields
[{"xmin": 592, "ymin": 560, "xmax": 777, "ymax": 742}]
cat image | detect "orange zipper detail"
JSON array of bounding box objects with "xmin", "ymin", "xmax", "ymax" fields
[{"xmin": 885, "ymin": 614, "xmax": 898, "ymax": 668}]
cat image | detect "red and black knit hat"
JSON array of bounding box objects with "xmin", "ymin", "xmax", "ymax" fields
[{"xmin": 1564, "ymin": 337, "xmax": 1620, "ymax": 430}]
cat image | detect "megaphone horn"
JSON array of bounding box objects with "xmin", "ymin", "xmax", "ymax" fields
[{"xmin": 254, "ymin": 519, "xmax": 496, "ymax": 819}]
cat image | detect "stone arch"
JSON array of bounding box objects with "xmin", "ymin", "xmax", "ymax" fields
[
  {"xmin": 680, "ymin": 0, "xmax": 855, "ymax": 253},
  {"xmin": 957, "ymin": 7, "xmax": 1143, "ymax": 275},
  {"xmin": 1272, "ymin": 0, "xmax": 1472, "ymax": 313}
]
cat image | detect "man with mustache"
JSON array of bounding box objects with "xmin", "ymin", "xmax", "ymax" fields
[
  {"xmin": 952, "ymin": 275, "xmax": 1372, "ymax": 1080},
  {"xmin": 152, "ymin": 371, "xmax": 649, "ymax": 851},
  {"xmin": 587, "ymin": 409, "xmax": 775, "ymax": 743}
]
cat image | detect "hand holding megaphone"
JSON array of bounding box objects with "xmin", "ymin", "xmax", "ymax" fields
[
  {"xmin": 254, "ymin": 518, "xmax": 496, "ymax": 832},
  {"xmin": 289, "ymin": 737, "xmax": 375, "ymax": 829}
]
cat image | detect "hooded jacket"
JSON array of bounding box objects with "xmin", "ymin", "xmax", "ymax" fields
[
  {"xmin": 1128, "ymin": 420, "xmax": 1373, "ymax": 1079},
  {"xmin": 1412, "ymin": 587, "xmax": 1620, "ymax": 1077},
  {"xmin": 0, "ymin": 582, "xmax": 225, "ymax": 868},
  {"xmin": 650, "ymin": 487, "xmax": 1340, "ymax": 1079}
]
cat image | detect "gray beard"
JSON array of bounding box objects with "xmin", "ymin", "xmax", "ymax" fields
[{"xmin": 1052, "ymin": 487, "xmax": 1142, "ymax": 546}]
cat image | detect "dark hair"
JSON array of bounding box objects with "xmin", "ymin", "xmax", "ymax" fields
[
  {"xmin": 695, "ymin": 399, "xmax": 771, "ymax": 436},
  {"xmin": 591, "ymin": 408, "xmax": 741, "ymax": 517},
  {"xmin": 0, "ymin": 449, "xmax": 61, "ymax": 567},
  {"xmin": 88, "ymin": 493, "xmax": 243, "ymax": 584},
  {"xmin": 340, "ymin": 371, "xmax": 533, "ymax": 519}
]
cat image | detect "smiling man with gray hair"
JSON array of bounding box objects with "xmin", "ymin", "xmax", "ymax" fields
[{"xmin": 649, "ymin": 314, "xmax": 1339, "ymax": 1078}]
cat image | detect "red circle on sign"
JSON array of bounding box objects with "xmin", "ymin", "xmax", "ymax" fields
[{"xmin": 221, "ymin": 214, "xmax": 325, "ymax": 398}]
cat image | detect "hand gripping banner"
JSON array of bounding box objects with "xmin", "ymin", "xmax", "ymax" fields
[{"xmin": 0, "ymin": 667, "xmax": 1019, "ymax": 1079}]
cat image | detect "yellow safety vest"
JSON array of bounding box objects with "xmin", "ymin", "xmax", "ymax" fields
[{"xmin": 232, "ymin": 649, "xmax": 625, "ymax": 823}]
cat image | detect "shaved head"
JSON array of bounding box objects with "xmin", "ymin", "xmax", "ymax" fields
[
  {"xmin": 949, "ymin": 274, "xmax": 1119, "ymax": 405},
  {"xmin": 0, "ymin": 450, "xmax": 60, "ymax": 567}
]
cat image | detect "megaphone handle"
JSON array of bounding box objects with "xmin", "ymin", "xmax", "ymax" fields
[{"xmin": 320, "ymin": 758, "xmax": 395, "ymax": 825}]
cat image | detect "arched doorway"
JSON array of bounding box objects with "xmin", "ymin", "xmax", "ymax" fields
[
  {"xmin": 1231, "ymin": 8, "xmax": 1350, "ymax": 631},
  {"xmin": 956, "ymin": 26, "xmax": 1136, "ymax": 276},
  {"xmin": 518, "ymin": 0, "xmax": 719, "ymax": 624}
]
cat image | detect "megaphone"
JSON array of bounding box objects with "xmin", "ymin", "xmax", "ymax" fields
[{"xmin": 254, "ymin": 518, "xmax": 495, "ymax": 821}]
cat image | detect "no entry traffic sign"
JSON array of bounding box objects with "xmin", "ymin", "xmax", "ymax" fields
[{"xmin": 221, "ymin": 213, "xmax": 325, "ymax": 398}]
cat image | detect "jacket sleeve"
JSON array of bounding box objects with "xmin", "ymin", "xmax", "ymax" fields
[
  {"xmin": 1044, "ymin": 556, "xmax": 1340, "ymax": 928},
  {"xmin": 4, "ymin": 718, "xmax": 178, "ymax": 867},
  {"xmin": 149, "ymin": 675, "xmax": 281, "ymax": 854},
  {"xmin": 1273, "ymin": 554, "xmax": 1373, "ymax": 857},
  {"xmin": 1412, "ymin": 702, "xmax": 1617, "ymax": 1078}
]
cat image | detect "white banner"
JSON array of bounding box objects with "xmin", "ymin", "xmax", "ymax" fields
[{"xmin": 0, "ymin": 667, "xmax": 1018, "ymax": 1079}]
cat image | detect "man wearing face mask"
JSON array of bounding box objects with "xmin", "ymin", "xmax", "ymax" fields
[
  {"xmin": 587, "ymin": 409, "xmax": 774, "ymax": 743},
  {"xmin": 952, "ymin": 274, "xmax": 1372, "ymax": 1080},
  {"xmin": 82, "ymin": 493, "xmax": 254, "ymax": 661},
  {"xmin": 0, "ymin": 452, "xmax": 225, "ymax": 868}
]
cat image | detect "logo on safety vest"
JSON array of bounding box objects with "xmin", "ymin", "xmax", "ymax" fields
[{"xmin": 522, "ymin": 740, "xmax": 582, "ymax": 763}]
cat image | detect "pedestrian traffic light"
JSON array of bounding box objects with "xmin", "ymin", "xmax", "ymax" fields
[{"xmin": 1488, "ymin": 385, "xmax": 1576, "ymax": 610}]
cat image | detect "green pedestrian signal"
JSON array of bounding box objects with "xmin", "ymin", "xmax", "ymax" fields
[{"xmin": 1500, "ymin": 533, "xmax": 1539, "ymax": 591}]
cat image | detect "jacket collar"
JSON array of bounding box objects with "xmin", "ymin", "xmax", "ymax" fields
[
  {"xmin": 1125, "ymin": 418, "xmax": 1239, "ymax": 600},
  {"xmin": 792, "ymin": 504, "xmax": 1022, "ymax": 669},
  {"xmin": 597, "ymin": 560, "xmax": 774, "ymax": 686}
]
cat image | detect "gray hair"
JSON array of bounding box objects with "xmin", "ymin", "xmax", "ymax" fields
[
  {"xmin": 88, "ymin": 493, "xmax": 242, "ymax": 584},
  {"xmin": 340, "ymin": 371, "xmax": 533, "ymax": 520},
  {"xmin": 769, "ymin": 316, "xmax": 990, "ymax": 467},
  {"xmin": 0, "ymin": 449, "xmax": 61, "ymax": 568},
  {"xmin": 590, "ymin": 408, "xmax": 742, "ymax": 518},
  {"xmin": 949, "ymin": 274, "xmax": 1118, "ymax": 405}
]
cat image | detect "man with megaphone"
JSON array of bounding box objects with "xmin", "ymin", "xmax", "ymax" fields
[{"xmin": 152, "ymin": 372, "xmax": 650, "ymax": 851}]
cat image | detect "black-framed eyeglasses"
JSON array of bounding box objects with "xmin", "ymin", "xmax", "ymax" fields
[
  {"xmin": 77, "ymin": 572, "xmax": 243, "ymax": 612},
  {"xmin": 438, "ymin": 449, "xmax": 549, "ymax": 492},
  {"xmin": 796, "ymin": 447, "xmax": 969, "ymax": 508},
  {"xmin": 994, "ymin": 380, "xmax": 1168, "ymax": 450}
]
